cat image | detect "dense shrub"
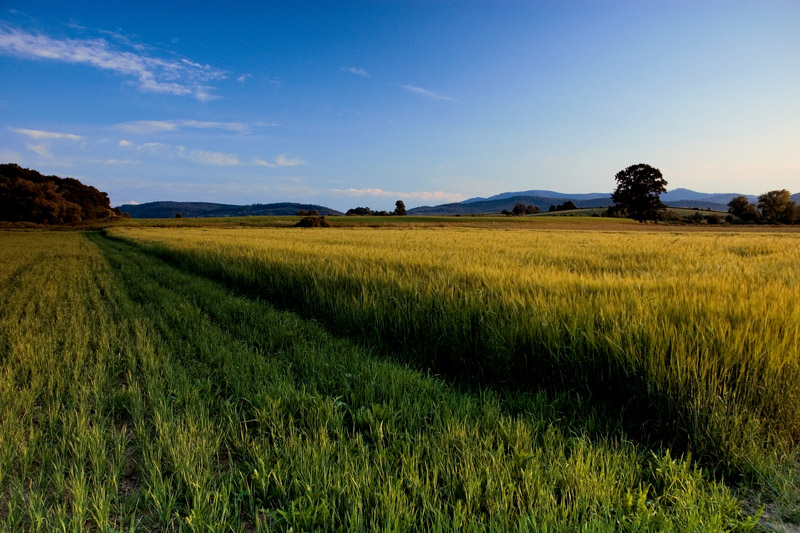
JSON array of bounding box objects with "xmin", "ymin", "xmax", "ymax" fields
[{"xmin": 295, "ymin": 215, "xmax": 331, "ymax": 227}]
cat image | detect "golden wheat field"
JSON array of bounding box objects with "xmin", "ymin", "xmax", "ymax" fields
[{"xmin": 2, "ymin": 225, "xmax": 799, "ymax": 530}]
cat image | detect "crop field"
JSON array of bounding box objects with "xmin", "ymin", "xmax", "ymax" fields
[{"xmin": 1, "ymin": 226, "xmax": 799, "ymax": 530}]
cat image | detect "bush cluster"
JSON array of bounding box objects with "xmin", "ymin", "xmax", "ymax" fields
[{"xmin": 294, "ymin": 215, "xmax": 331, "ymax": 227}]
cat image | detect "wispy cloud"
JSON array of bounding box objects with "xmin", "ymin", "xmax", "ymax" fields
[
  {"xmin": 121, "ymin": 140, "xmax": 240, "ymax": 166},
  {"xmin": 0, "ymin": 23, "xmax": 226, "ymax": 100},
  {"xmin": 13, "ymin": 127, "xmax": 82, "ymax": 158},
  {"xmin": 117, "ymin": 121, "xmax": 178, "ymax": 134},
  {"xmin": 135, "ymin": 142, "xmax": 171, "ymax": 154},
  {"xmin": 254, "ymin": 154, "xmax": 305, "ymax": 168},
  {"xmin": 276, "ymin": 155, "xmax": 304, "ymax": 167},
  {"xmin": 116, "ymin": 119, "xmax": 260, "ymax": 134},
  {"xmin": 341, "ymin": 66, "xmax": 368, "ymax": 77},
  {"xmin": 12, "ymin": 128, "xmax": 82, "ymax": 141},
  {"xmin": 332, "ymin": 188, "xmax": 464, "ymax": 203},
  {"xmin": 120, "ymin": 139, "xmax": 293, "ymax": 168},
  {"xmin": 179, "ymin": 147, "xmax": 240, "ymax": 166},
  {"xmin": 26, "ymin": 143, "xmax": 51, "ymax": 157},
  {"xmin": 237, "ymin": 73, "xmax": 251, "ymax": 83},
  {"xmin": 400, "ymin": 84, "xmax": 456, "ymax": 102}
]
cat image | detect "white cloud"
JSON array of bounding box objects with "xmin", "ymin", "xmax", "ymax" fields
[
  {"xmin": 137, "ymin": 142, "xmax": 171, "ymax": 154},
  {"xmin": 117, "ymin": 119, "xmax": 253, "ymax": 134},
  {"xmin": 254, "ymin": 154, "xmax": 305, "ymax": 168},
  {"xmin": 0, "ymin": 24, "xmax": 226, "ymax": 100},
  {"xmin": 400, "ymin": 84, "xmax": 457, "ymax": 102},
  {"xmin": 193, "ymin": 86, "xmax": 218, "ymax": 102},
  {"xmin": 105, "ymin": 158, "xmax": 138, "ymax": 165},
  {"xmin": 120, "ymin": 139, "xmax": 254, "ymax": 167},
  {"xmin": 12, "ymin": 128, "xmax": 81, "ymax": 140},
  {"xmin": 341, "ymin": 66, "xmax": 368, "ymax": 77},
  {"xmin": 117, "ymin": 120, "xmax": 178, "ymax": 134},
  {"xmin": 179, "ymin": 120, "xmax": 250, "ymax": 133},
  {"xmin": 25, "ymin": 143, "xmax": 51, "ymax": 157},
  {"xmin": 332, "ymin": 188, "xmax": 465, "ymax": 203},
  {"xmin": 237, "ymin": 73, "xmax": 251, "ymax": 83},
  {"xmin": 180, "ymin": 148, "xmax": 240, "ymax": 166},
  {"xmin": 275, "ymin": 154, "xmax": 304, "ymax": 167},
  {"xmin": 118, "ymin": 139, "xmax": 132, "ymax": 147}
]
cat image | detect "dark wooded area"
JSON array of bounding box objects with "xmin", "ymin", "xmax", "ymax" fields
[{"xmin": 0, "ymin": 163, "xmax": 125, "ymax": 224}]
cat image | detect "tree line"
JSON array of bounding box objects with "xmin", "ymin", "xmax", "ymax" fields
[
  {"xmin": 0, "ymin": 163, "xmax": 126, "ymax": 224},
  {"xmin": 345, "ymin": 201, "xmax": 407, "ymax": 216},
  {"xmin": 612, "ymin": 163, "xmax": 799, "ymax": 224},
  {"xmin": 727, "ymin": 191, "xmax": 798, "ymax": 224}
]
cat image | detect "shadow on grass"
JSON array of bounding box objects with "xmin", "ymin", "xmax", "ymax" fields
[{"xmin": 91, "ymin": 231, "xmax": 795, "ymax": 495}]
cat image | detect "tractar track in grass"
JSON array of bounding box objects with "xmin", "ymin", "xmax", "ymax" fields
[{"xmin": 0, "ymin": 230, "xmax": 763, "ymax": 531}]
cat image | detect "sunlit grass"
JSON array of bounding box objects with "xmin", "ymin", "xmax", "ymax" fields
[
  {"xmin": 0, "ymin": 230, "xmax": 767, "ymax": 530},
  {"xmin": 107, "ymin": 226, "xmax": 800, "ymax": 506}
]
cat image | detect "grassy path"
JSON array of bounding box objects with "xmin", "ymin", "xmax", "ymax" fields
[{"xmin": 0, "ymin": 231, "xmax": 759, "ymax": 530}]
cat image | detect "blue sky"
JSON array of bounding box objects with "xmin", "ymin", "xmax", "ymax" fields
[{"xmin": 1, "ymin": 1, "xmax": 798, "ymax": 210}]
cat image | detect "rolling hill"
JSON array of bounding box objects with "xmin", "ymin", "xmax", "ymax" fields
[
  {"xmin": 462, "ymin": 190, "xmax": 611, "ymax": 203},
  {"xmin": 119, "ymin": 201, "xmax": 342, "ymax": 218},
  {"xmin": 410, "ymin": 188, "xmax": 772, "ymax": 215},
  {"xmin": 116, "ymin": 189, "xmax": 796, "ymax": 218},
  {"xmin": 409, "ymin": 195, "xmax": 612, "ymax": 215}
]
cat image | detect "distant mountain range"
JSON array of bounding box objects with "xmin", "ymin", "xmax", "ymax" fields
[
  {"xmin": 409, "ymin": 195, "xmax": 612, "ymax": 215},
  {"xmin": 119, "ymin": 201, "xmax": 342, "ymax": 218},
  {"xmin": 408, "ymin": 189, "xmax": 770, "ymax": 215},
  {"xmin": 462, "ymin": 190, "xmax": 611, "ymax": 203},
  {"xmin": 117, "ymin": 189, "xmax": 799, "ymax": 218}
]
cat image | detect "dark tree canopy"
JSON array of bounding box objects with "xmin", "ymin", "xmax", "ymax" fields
[
  {"xmin": 0, "ymin": 163, "xmax": 124, "ymax": 224},
  {"xmin": 611, "ymin": 163, "xmax": 667, "ymax": 222},
  {"xmin": 295, "ymin": 215, "xmax": 331, "ymax": 227},
  {"xmin": 727, "ymin": 196, "xmax": 760, "ymax": 223},
  {"xmin": 758, "ymin": 189, "xmax": 796, "ymax": 224},
  {"xmin": 345, "ymin": 205, "xmax": 397, "ymax": 216},
  {"xmin": 510, "ymin": 203, "xmax": 541, "ymax": 216},
  {"xmin": 345, "ymin": 206, "xmax": 373, "ymax": 216},
  {"xmin": 394, "ymin": 200, "xmax": 407, "ymax": 216}
]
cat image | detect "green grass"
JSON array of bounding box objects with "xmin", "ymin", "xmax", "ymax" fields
[
  {"xmin": 0, "ymin": 230, "xmax": 763, "ymax": 530},
  {"xmin": 105, "ymin": 226, "xmax": 800, "ymax": 513}
]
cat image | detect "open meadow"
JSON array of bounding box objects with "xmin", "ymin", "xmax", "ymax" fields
[{"xmin": 2, "ymin": 222, "xmax": 799, "ymax": 530}]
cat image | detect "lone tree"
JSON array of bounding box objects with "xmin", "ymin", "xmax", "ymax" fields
[
  {"xmin": 611, "ymin": 163, "xmax": 667, "ymax": 222},
  {"xmin": 758, "ymin": 189, "xmax": 796, "ymax": 224},
  {"xmin": 394, "ymin": 200, "xmax": 407, "ymax": 216}
]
